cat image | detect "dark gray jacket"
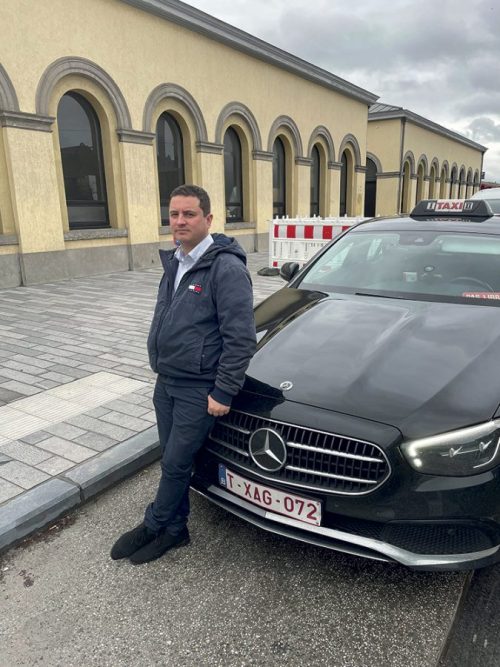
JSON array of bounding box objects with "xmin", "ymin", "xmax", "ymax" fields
[{"xmin": 147, "ymin": 234, "xmax": 256, "ymax": 406}]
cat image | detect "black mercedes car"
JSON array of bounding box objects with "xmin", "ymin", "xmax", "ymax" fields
[{"xmin": 192, "ymin": 199, "xmax": 500, "ymax": 571}]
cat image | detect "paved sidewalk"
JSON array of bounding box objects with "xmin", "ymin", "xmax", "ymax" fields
[{"xmin": 0, "ymin": 252, "xmax": 284, "ymax": 551}]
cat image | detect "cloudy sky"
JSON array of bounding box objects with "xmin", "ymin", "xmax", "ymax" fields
[{"xmin": 187, "ymin": 0, "xmax": 500, "ymax": 181}]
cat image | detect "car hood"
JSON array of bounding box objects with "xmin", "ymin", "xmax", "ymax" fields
[{"xmin": 248, "ymin": 289, "xmax": 500, "ymax": 438}]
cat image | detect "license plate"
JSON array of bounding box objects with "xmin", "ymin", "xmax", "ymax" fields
[{"xmin": 218, "ymin": 465, "xmax": 322, "ymax": 526}]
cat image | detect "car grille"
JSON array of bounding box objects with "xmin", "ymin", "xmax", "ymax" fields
[{"xmin": 207, "ymin": 410, "xmax": 391, "ymax": 495}]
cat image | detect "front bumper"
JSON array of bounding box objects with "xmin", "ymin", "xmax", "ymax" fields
[{"xmin": 191, "ymin": 470, "xmax": 500, "ymax": 571}]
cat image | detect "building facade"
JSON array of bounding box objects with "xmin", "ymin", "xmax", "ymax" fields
[
  {"xmin": 366, "ymin": 104, "xmax": 486, "ymax": 217},
  {"xmin": 0, "ymin": 0, "xmax": 379, "ymax": 287}
]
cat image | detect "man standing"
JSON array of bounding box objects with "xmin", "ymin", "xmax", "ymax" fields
[{"xmin": 111, "ymin": 185, "xmax": 256, "ymax": 565}]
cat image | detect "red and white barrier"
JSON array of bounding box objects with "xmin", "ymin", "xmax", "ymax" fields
[{"xmin": 269, "ymin": 216, "xmax": 367, "ymax": 268}]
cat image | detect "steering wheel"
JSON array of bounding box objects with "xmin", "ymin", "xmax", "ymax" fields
[{"xmin": 450, "ymin": 276, "xmax": 495, "ymax": 291}]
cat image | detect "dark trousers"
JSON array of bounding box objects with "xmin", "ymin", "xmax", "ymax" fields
[{"xmin": 144, "ymin": 376, "xmax": 215, "ymax": 535}]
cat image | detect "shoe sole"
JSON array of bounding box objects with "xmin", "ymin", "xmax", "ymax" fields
[{"xmin": 129, "ymin": 537, "xmax": 190, "ymax": 565}]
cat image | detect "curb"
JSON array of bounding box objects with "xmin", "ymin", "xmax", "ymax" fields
[{"xmin": 0, "ymin": 426, "xmax": 160, "ymax": 553}]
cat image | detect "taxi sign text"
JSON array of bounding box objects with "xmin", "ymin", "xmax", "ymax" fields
[{"xmin": 425, "ymin": 200, "xmax": 474, "ymax": 212}]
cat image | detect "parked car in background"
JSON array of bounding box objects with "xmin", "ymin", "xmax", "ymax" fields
[
  {"xmin": 470, "ymin": 187, "xmax": 500, "ymax": 214},
  {"xmin": 192, "ymin": 199, "xmax": 500, "ymax": 571}
]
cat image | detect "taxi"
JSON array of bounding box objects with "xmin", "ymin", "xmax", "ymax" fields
[{"xmin": 192, "ymin": 199, "xmax": 500, "ymax": 570}]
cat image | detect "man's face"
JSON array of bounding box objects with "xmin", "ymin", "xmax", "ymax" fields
[{"xmin": 169, "ymin": 195, "xmax": 213, "ymax": 253}]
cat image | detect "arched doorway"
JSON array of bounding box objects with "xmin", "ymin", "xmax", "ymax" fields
[
  {"xmin": 57, "ymin": 92, "xmax": 109, "ymax": 229},
  {"xmin": 156, "ymin": 111, "xmax": 185, "ymax": 226},
  {"xmin": 364, "ymin": 158, "xmax": 377, "ymax": 217}
]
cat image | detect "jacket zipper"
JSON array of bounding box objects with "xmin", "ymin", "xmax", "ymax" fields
[{"xmin": 153, "ymin": 261, "xmax": 210, "ymax": 365}]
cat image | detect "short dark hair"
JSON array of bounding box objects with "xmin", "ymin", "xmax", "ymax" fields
[{"xmin": 169, "ymin": 185, "xmax": 211, "ymax": 216}]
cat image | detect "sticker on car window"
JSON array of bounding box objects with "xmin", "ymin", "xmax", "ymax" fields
[{"xmin": 462, "ymin": 292, "xmax": 500, "ymax": 300}]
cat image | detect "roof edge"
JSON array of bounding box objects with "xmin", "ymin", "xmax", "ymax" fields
[
  {"xmin": 120, "ymin": 0, "xmax": 379, "ymax": 105},
  {"xmin": 368, "ymin": 107, "xmax": 487, "ymax": 153}
]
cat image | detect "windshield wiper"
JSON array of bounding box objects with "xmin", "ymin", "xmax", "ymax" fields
[{"xmin": 354, "ymin": 291, "xmax": 409, "ymax": 300}]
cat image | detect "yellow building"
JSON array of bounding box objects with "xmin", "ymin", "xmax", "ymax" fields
[
  {"xmin": 0, "ymin": 0, "xmax": 380, "ymax": 287},
  {"xmin": 367, "ymin": 104, "xmax": 486, "ymax": 217},
  {"xmin": 0, "ymin": 0, "xmax": 487, "ymax": 287}
]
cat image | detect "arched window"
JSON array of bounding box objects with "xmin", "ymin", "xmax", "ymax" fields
[
  {"xmin": 440, "ymin": 168, "xmax": 447, "ymax": 198},
  {"xmin": 310, "ymin": 145, "xmax": 320, "ymax": 216},
  {"xmin": 224, "ymin": 127, "xmax": 243, "ymax": 223},
  {"xmin": 156, "ymin": 112, "xmax": 185, "ymax": 226},
  {"xmin": 473, "ymin": 171, "xmax": 480, "ymax": 193},
  {"xmin": 449, "ymin": 167, "xmax": 457, "ymax": 198},
  {"xmin": 466, "ymin": 169, "xmax": 473, "ymax": 197},
  {"xmin": 273, "ymin": 137, "xmax": 286, "ymax": 217},
  {"xmin": 57, "ymin": 92, "xmax": 109, "ymax": 229},
  {"xmin": 364, "ymin": 158, "xmax": 377, "ymax": 217},
  {"xmin": 340, "ymin": 151, "xmax": 349, "ymax": 216},
  {"xmin": 429, "ymin": 166, "xmax": 435, "ymax": 199},
  {"xmin": 458, "ymin": 168, "xmax": 465, "ymax": 198},
  {"xmin": 416, "ymin": 163, "xmax": 425, "ymax": 204},
  {"xmin": 401, "ymin": 161, "xmax": 411, "ymax": 213}
]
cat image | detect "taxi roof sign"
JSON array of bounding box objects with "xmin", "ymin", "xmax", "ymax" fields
[{"xmin": 411, "ymin": 199, "xmax": 493, "ymax": 221}]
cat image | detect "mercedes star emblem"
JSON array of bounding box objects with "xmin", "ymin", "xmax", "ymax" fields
[
  {"xmin": 248, "ymin": 428, "xmax": 287, "ymax": 472},
  {"xmin": 280, "ymin": 380, "xmax": 294, "ymax": 391}
]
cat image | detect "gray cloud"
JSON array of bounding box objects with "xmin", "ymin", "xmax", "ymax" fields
[{"xmin": 467, "ymin": 117, "xmax": 500, "ymax": 143}]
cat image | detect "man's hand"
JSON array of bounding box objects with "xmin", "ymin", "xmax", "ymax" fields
[{"xmin": 207, "ymin": 395, "xmax": 230, "ymax": 417}]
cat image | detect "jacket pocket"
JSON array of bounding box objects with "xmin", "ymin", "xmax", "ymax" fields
[
  {"xmin": 158, "ymin": 335, "xmax": 203, "ymax": 375},
  {"xmin": 201, "ymin": 339, "xmax": 222, "ymax": 373}
]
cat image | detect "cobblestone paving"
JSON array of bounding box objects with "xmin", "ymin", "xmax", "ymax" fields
[{"xmin": 0, "ymin": 252, "xmax": 285, "ymax": 505}]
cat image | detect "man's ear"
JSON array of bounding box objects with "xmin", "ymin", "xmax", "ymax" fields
[{"xmin": 206, "ymin": 213, "xmax": 213, "ymax": 227}]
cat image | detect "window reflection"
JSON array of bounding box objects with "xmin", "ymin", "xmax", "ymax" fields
[
  {"xmin": 57, "ymin": 92, "xmax": 109, "ymax": 229},
  {"xmin": 340, "ymin": 152, "xmax": 348, "ymax": 216},
  {"xmin": 310, "ymin": 145, "xmax": 320, "ymax": 216},
  {"xmin": 224, "ymin": 127, "xmax": 243, "ymax": 222},
  {"xmin": 273, "ymin": 137, "xmax": 286, "ymax": 217},
  {"xmin": 364, "ymin": 157, "xmax": 377, "ymax": 217}
]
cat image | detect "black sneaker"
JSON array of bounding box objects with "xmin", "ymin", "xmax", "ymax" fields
[
  {"xmin": 110, "ymin": 522, "xmax": 157, "ymax": 560},
  {"xmin": 129, "ymin": 527, "xmax": 190, "ymax": 565}
]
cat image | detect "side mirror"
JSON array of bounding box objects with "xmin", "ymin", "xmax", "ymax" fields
[{"xmin": 280, "ymin": 262, "xmax": 300, "ymax": 282}]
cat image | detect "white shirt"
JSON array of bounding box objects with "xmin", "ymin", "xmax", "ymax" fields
[{"xmin": 174, "ymin": 234, "xmax": 214, "ymax": 292}]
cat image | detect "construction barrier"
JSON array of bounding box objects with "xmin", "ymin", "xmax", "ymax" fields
[{"xmin": 269, "ymin": 216, "xmax": 368, "ymax": 268}]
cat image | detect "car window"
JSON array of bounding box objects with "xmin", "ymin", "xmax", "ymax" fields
[
  {"xmin": 298, "ymin": 230, "xmax": 500, "ymax": 305},
  {"xmin": 483, "ymin": 199, "xmax": 500, "ymax": 213}
]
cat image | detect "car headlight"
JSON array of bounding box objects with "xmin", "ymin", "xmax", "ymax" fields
[{"xmin": 401, "ymin": 420, "xmax": 500, "ymax": 476}]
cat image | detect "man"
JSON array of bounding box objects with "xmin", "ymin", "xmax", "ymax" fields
[{"xmin": 111, "ymin": 184, "xmax": 256, "ymax": 565}]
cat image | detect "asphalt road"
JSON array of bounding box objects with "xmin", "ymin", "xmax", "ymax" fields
[{"xmin": 0, "ymin": 463, "xmax": 467, "ymax": 667}]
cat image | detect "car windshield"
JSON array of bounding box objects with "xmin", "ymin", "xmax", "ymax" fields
[{"xmin": 298, "ymin": 229, "xmax": 500, "ymax": 305}]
